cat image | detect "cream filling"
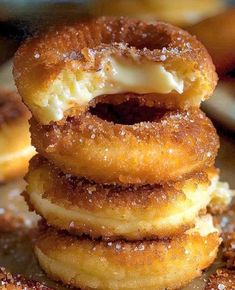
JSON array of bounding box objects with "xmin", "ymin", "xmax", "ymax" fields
[
  {"xmin": 186, "ymin": 214, "xmax": 218, "ymax": 237},
  {"xmin": 35, "ymin": 57, "xmax": 184, "ymax": 123},
  {"xmin": 0, "ymin": 146, "xmax": 35, "ymax": 163},
  {"xmin": 210, "ymin": 181, "xmax": 235, "ymax": 210},
  {"xmin": 27, "ymin": 172, "xmax": 228, "ymax": 236}
]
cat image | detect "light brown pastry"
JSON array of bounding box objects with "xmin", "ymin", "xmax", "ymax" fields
[
  {"xmin": 30, "ymin": 108, "xmax": 219, "ymax": 185},
  {"xmin": 24, "ymin": 155, "xmax": 231, "ymax": 241}
]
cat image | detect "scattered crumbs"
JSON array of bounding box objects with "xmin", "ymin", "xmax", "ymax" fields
[
  {"xmin": 0, "ymin": 267, "xmax": 53, "ymax": 289},
  {"xmin": 205, "ymin": 268, "xmax": 235, "ymax": 290}
]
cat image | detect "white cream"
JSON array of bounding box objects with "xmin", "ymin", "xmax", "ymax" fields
[
  {"xmin": 186, "ymin": 215, "xmax": 218, "ymax": 237},
  {"xmin": 210, "ymin": 181, "xmax": 235, "ymax": 209},
  {"xmin": 34, "ymin": 57, "xmax": 184, "ymax": 123}
]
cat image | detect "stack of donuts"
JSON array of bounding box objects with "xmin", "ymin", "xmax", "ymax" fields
[{"xmin": 14, "ymin": 17, "xmax": 233, "ymax": 289}]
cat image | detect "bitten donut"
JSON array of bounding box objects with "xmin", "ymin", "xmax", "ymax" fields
[
  {"xmin": 14, "ymin": 17, "xmax": 217, "ymax": 124},
  {"xmin": 188, "ymin": 8, "xmax": 235, "ymax": 76},
  {"xmin": 35, "ymin": 215, "xmax": 220, "ymax": 290},
  {"xmin": 25, "ymin": 155, "xmax": 232, "ymax": 240},
  {"xmin": 30, "ymin": 107, "xmax": 219, "ymax": 184},
  {"xmin": 0, "ymin": 89, "xmax": 35, "ymax": 182}
]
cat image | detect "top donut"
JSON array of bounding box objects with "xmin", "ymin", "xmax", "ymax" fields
[{"xmin": 14, "ymin": 17, "xmax": 217, "ymax": 124}]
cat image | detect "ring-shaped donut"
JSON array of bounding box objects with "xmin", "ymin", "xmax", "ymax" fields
[
  {"xmin": 14, "ymin": 17, "xmax": 217, "ymax": 124},
  {"xmin": 25, "ymin": 155, "xmax": 222, "ymax": 240},
  {"xmin": 30, "ymin": 107, "xmax": 219, "ymax": 184},
  {"xmin": 35, "ymin": 215, "xmax": 220, "ymax": 290}
]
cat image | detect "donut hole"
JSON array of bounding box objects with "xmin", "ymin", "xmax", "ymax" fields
[
  {"xmin": 125, "ymin": 31, "xmax": 171, "ymax": 51},
  {"xmin": 89, "ymin": 99, "xmax": 169, "ymax": 125}
]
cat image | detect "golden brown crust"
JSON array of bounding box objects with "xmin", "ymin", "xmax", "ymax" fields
[
  {"xmin": 30, "ymin": 108, "xmax": 219, "ymax": 184},
  {"xmin": 25, "ymin": 155, "xmax": 219, "ymax": 240},
  {"xmin": 34, "ymin": 222, "xmax": 220, "ymax": 290},
  {"xmin": 188, "ymin": 8, "xmax": 235, "ymax": 76},
  {"xmin": 27, "ymin": 154, "xmax": 213, "ymax": 211},
  {"xmin": 205, "ymin": 268, "xmax": 235, "ymax": 290},
  {"xmin": 14, "ymin": 17, "xmax": 217, "ymax": 124},
  {"xmin": 0, "ymin": 267, "xmax": 53, "ymax": 290}
]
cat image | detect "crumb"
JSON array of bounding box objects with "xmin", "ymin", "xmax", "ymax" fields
[
  {"xmin": 0, "ymin": 267, "xmax": 53, "ymax": 289},
  {"xmin": 205, "ymin": 268, "xmax": 235, "ymax": 289}
]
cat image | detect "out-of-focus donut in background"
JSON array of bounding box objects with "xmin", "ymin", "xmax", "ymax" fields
[
  {"xmin": 188, "ymin": 8, "xmax": 235, "ymax": 77},
  {"xmin": 0, "ymin": 89, "xmax": 35, "ymax": 183},
  {"xmin": 187, "ymin": 7, "xmax": 235, "ymax": 131},
  {"xmin": 92, "ymin": 0, "xmax": 225, "ymax": 26}
]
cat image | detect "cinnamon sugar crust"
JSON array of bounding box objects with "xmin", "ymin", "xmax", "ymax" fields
[{"xmin": 30, "ymin": 108, "xmax": 219, "ymax": 184}]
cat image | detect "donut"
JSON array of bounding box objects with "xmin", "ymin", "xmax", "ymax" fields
[
  {"xmin": 0, "ymin": 89, "xmax": 35, "ymax": 182},
  {"xmin": 30, "ymin": 107, "xmax": 219, "ymax": 184},
  {"xmin": 24, "ymin": 155, "xmax": 228, "ymax": 241},
  {"xmin": 34, "ymin": 215, "xmax": 220, "ymax": 290},
  {"xmin": 188, "ymin": 8, "xmax": 235, "ymax": 76},
  {"xmin": 93, "ymin": 0, "xmax": 225, "ymax": 26},
  {"xmin": 13, "ymin": 17, "xmax": 217, "ymax": 124}
]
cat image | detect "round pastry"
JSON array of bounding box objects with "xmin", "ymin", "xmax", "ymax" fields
[
  {"xmin": 93, "ymin": 0, "xmax": 225, "ymax": 26},
  {"xmin": 25, "ymin": 155, "xmax": 222, "ymax": 240},
  {"xmin": 30, "ymin": 106, "xmax": 219, "ymax": 184},
  {"xmin": 0, "ymin": 89, "xmax": 35, "ymax": 182},
  {"xmin": 35, "ymin": 215, "xmax": 220, "ymax": 290},
  {"xmin": 188, "ymin": 8, "xmax": 235, "ymax": 76},
  {"xmin": 14, "ymin": 17, "xmax": 217, "ymax": 124}
]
